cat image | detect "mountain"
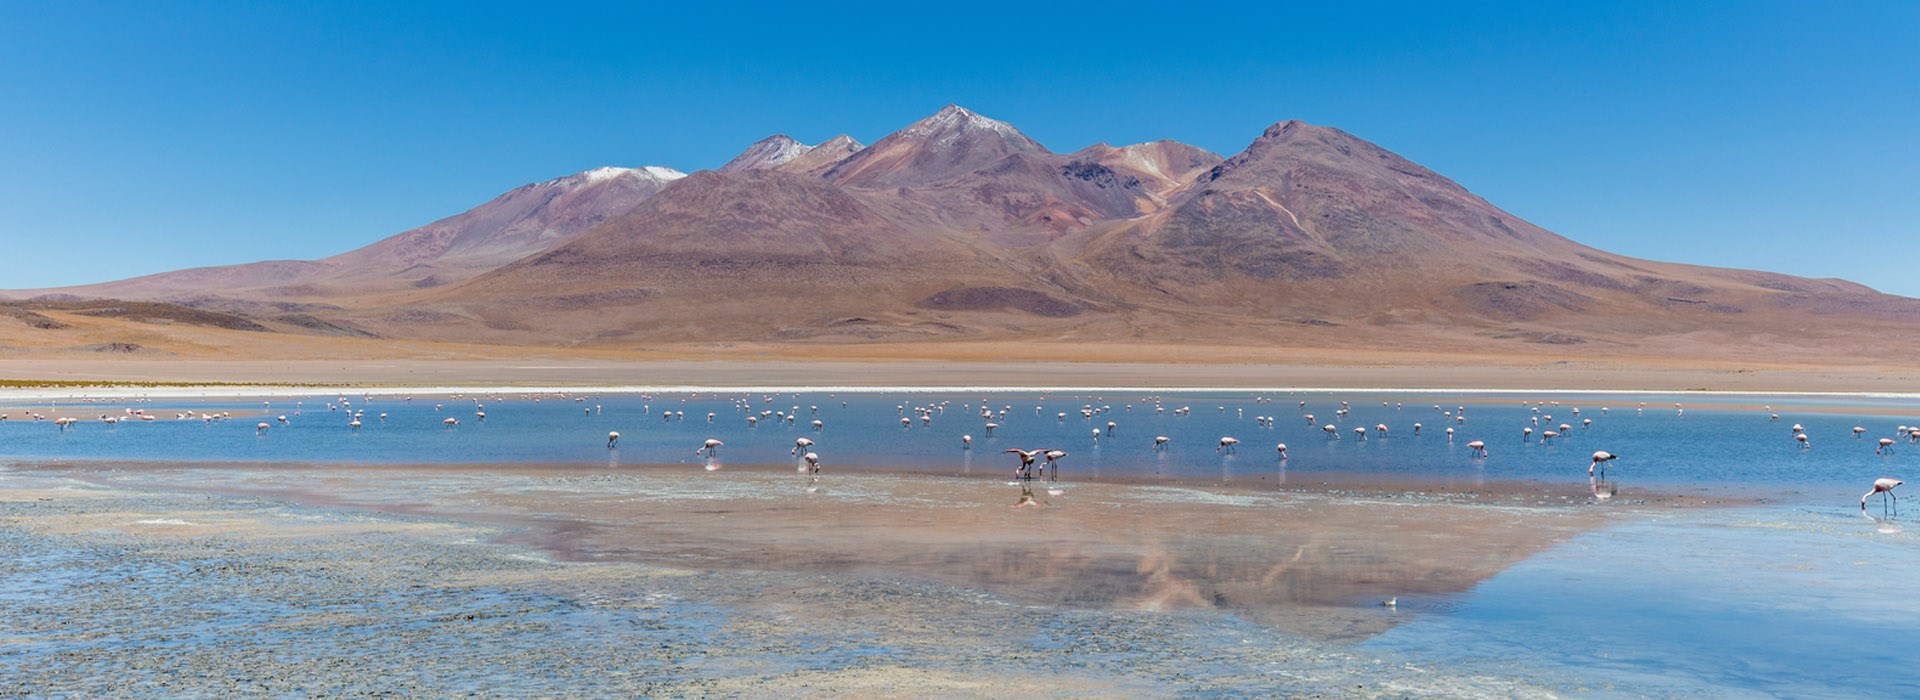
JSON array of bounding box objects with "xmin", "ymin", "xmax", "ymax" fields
[
  {"xmin": 397, "ymin": 169, "xmax": 1056, "ymax": 343},
  {"xmin": 718, "ymin": 135, "xmax": 813, "ymax": 173},
  {"xmin": 773, "ymin": 135, "xmax": 865, "ymax": 177},
  {"xmin": 40, "ymin": 165, "xmax": 686, "ymax": 302},
  {"xmin": 1068, "ymin": 120, "xmax": 1914, "ymax": 346},
  {"xmin": 12, "ymin": 106, "xmax": 1920, "ymax": 361},
  {"xmin": 821, "ymin": 106, "xmax": 1205, "ymax": 239},
  {"xmin": 1066, "ymin": 140, "xmax": 1225, "ymax": 207}
]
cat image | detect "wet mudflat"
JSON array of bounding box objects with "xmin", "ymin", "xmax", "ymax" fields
[{"xmin": 0, "ymin": 473, "xmax": 1580, "ymax": 698}]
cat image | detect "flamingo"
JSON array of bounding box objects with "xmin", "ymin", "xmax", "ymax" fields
[
  {"xmin": 1005, "ymin": 448, "xmax": 1042, "ymax": 478},
  {"xmin": 1589, "ymin": 450, "xmax": 1618, "ymax": 476},
  {"xmin": 802, "ymin": 452, "xmax": 821, "ymax": 474},
  {"xmin": 1323, "ymin": 424, "xmax": 1339, "ymax": 439},
  {"xmin": 793, "ymin": 437, "xmax": 815, "ymax": 455},
  {"xmin": 697, "ymin": 438, "xmax": 724, "ymax": 457},
  {"xmin": 1796, "ymin": 433, "xmax": 1811, "ymax": 449},
  {"xmin": 443, "ymin": 417, "xmax": 460, "ymax": 427},
  {"xmin": 1878, "ymin": 438, "xmax": 1896, "ymax": 455},
  {"xmin": 1043, "ymin": 450, "xmax": 1068, "ymax": 481},
  {"xmin": 1863, "ymin": 478, "xmax": 1903, "ymax": 512},
  {"xmin": 1276, "ymin": 443, "xmax": 1288, "ymax": 459},
  {"xmin": 1217, "ymin": 437, "xmax": 1240, "ymax": 453},
  {"xmin": 962, "ymin": 435, "xmax": 973, "ymax": 449},
  {"xmin": 608, "ymin": 431, "xmax": 620, "ymax": 449},
  {"xmin": 1153, "ymin": 436, "xmax": 1170, "ymax": 450},
  {"xmin": 256, "ymin": 422, "xmax": 271, "ymax": 434},
  {"xmin": 1467, "ymin": 440, "xmax": 1487, "ymax": 457}
]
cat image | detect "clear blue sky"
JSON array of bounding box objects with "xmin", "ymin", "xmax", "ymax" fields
[{"xmin": 2, "ymin": 2, "xmax": 1915, "ymax": 295}]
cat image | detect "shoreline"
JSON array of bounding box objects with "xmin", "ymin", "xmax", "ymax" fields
[
  {"xmin": 8, "ymin": 383, "xmax": 1920, "ymax": 402},
  {"xmin": 2, "ymin": 355, "xmax": 1917, "ymax": 397},
  {"xmin": 4, "ymin": 457, "xmax": 1767, "ymax": 507}
]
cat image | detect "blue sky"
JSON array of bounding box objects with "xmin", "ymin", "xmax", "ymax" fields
[{"xmin": 2, "ymin": 2, "xmax": 1915, "ymax": 295}]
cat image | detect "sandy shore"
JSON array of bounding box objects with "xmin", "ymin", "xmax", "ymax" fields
[{"xmin": 3, "ymin": 354, "xmax": 1919, "ymax": 394}]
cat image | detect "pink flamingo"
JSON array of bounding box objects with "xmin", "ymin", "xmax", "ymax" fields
[
  {"xmin": 1467, "ymin": 440, "xmax": 1487, "ymax": 457},
  {"xmin": 1863, "ymin": 478, "xmax": 1902, "ymax": 513},
  {"xmin": 1217, "ymin": 437, "xmax": 1240, "ymax": 453},
  {"xmin": 697, "ymin": 438, "xmax": 724, "ymax": 457},
  {"xmin": 1878, "ymin": 438, "xmax": 1896, "ymax": 455},
  {"xmin": 1590, "ymin": 450, "xmax": 1618, "ymax": 477},
  {"xmin": 1043, "ymin": 449, "xmax": 1068, "ymax": 478},
  {"xmin": 1005, "ymin": 448, "xmax": 1042, "ymax": 479},
  {"xmin": 607, "ymin": 431, "xmax": 620, "ymax": 449},
  {"xmin": 1276, "ymin": 443, "xmax": 1288, "ymax": 459}
]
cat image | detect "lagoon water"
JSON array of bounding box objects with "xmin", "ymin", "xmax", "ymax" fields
[
  {"xmin": 6, "ymin": 390, "xmax": 1919, "ymax": 493},
  {"xmin": 6, "ymin": 389, "xmax": 1920, "ymax": 696}
]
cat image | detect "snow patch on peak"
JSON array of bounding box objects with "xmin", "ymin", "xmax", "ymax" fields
[
  {"xmin": 582, "ymin": 166, "xmax": 630, "ymax": 184},
  {"xmin": 640, "ymin": 166, "xmax": 688, "ymax": 181},
  {"xmin": 574, "ymin": 166, "xmax": 687, "ymax": 185},
  {"xmin": 720, "ymin": 135, "xmax": 816, "ymax": 172}
]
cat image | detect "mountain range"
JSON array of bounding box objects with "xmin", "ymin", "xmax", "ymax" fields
[{"xmin": 9, "ymin": 105, "xmax": 1919, "ymax": 362}]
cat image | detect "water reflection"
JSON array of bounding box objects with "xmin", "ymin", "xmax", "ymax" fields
[
  {"xmin": 1862, "ymin": 511, "xmax": 1901, "ymax": 534},
  {"xmin": 1590, "ymin": 476, "xmax": 1617, "ymax": 501},
  {"xmin": 1012, "ymin": 478, "xmax": 1043, "ymax": 508}
]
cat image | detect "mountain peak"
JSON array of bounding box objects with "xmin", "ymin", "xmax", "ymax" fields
[
  {"xmin": 1259, "ymin": 119, "xmax": 1316, "ymax": 139},
  {"xmin": 719, "ymin": 135, "xmax": 814, "ymax": 173},
  {"xmin": 773, "ymin": 134, "xmax": 865, "ymax": 177},
  {"xmin": 897, "ymin": 105, "xmax": 1037, "ymax": 146},
  {"xmin": 827, "ymin": 106, "xmax": 1047, "ymax": 186}
]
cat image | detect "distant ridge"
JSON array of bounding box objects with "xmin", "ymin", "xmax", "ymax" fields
[{"xmin": 11, "ymin": 105, "xmax": 1918, "ymax": 363}]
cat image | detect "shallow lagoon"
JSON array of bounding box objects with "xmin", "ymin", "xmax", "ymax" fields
[
  {"xmin": 6, "ymin": 390, "xmax": 1919, "ymax": 496},
  {"xmin": 5, "ymin": 389, "xmax": 1920, "ymax": 697}
]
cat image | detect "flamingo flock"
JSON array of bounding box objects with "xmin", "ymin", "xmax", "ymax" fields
[{"xmin": 14, "ymin": 390, "xmax": 1915, "ymax": 519}]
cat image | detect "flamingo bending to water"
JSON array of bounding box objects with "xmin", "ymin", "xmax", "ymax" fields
[
  {"xmin": 1590, "ymin": 450, "xmax": 1618, "ymax": 476},
  {"xmin": 1863, "ymin": 478, "xmax": 1902, "ymax": 513}
]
